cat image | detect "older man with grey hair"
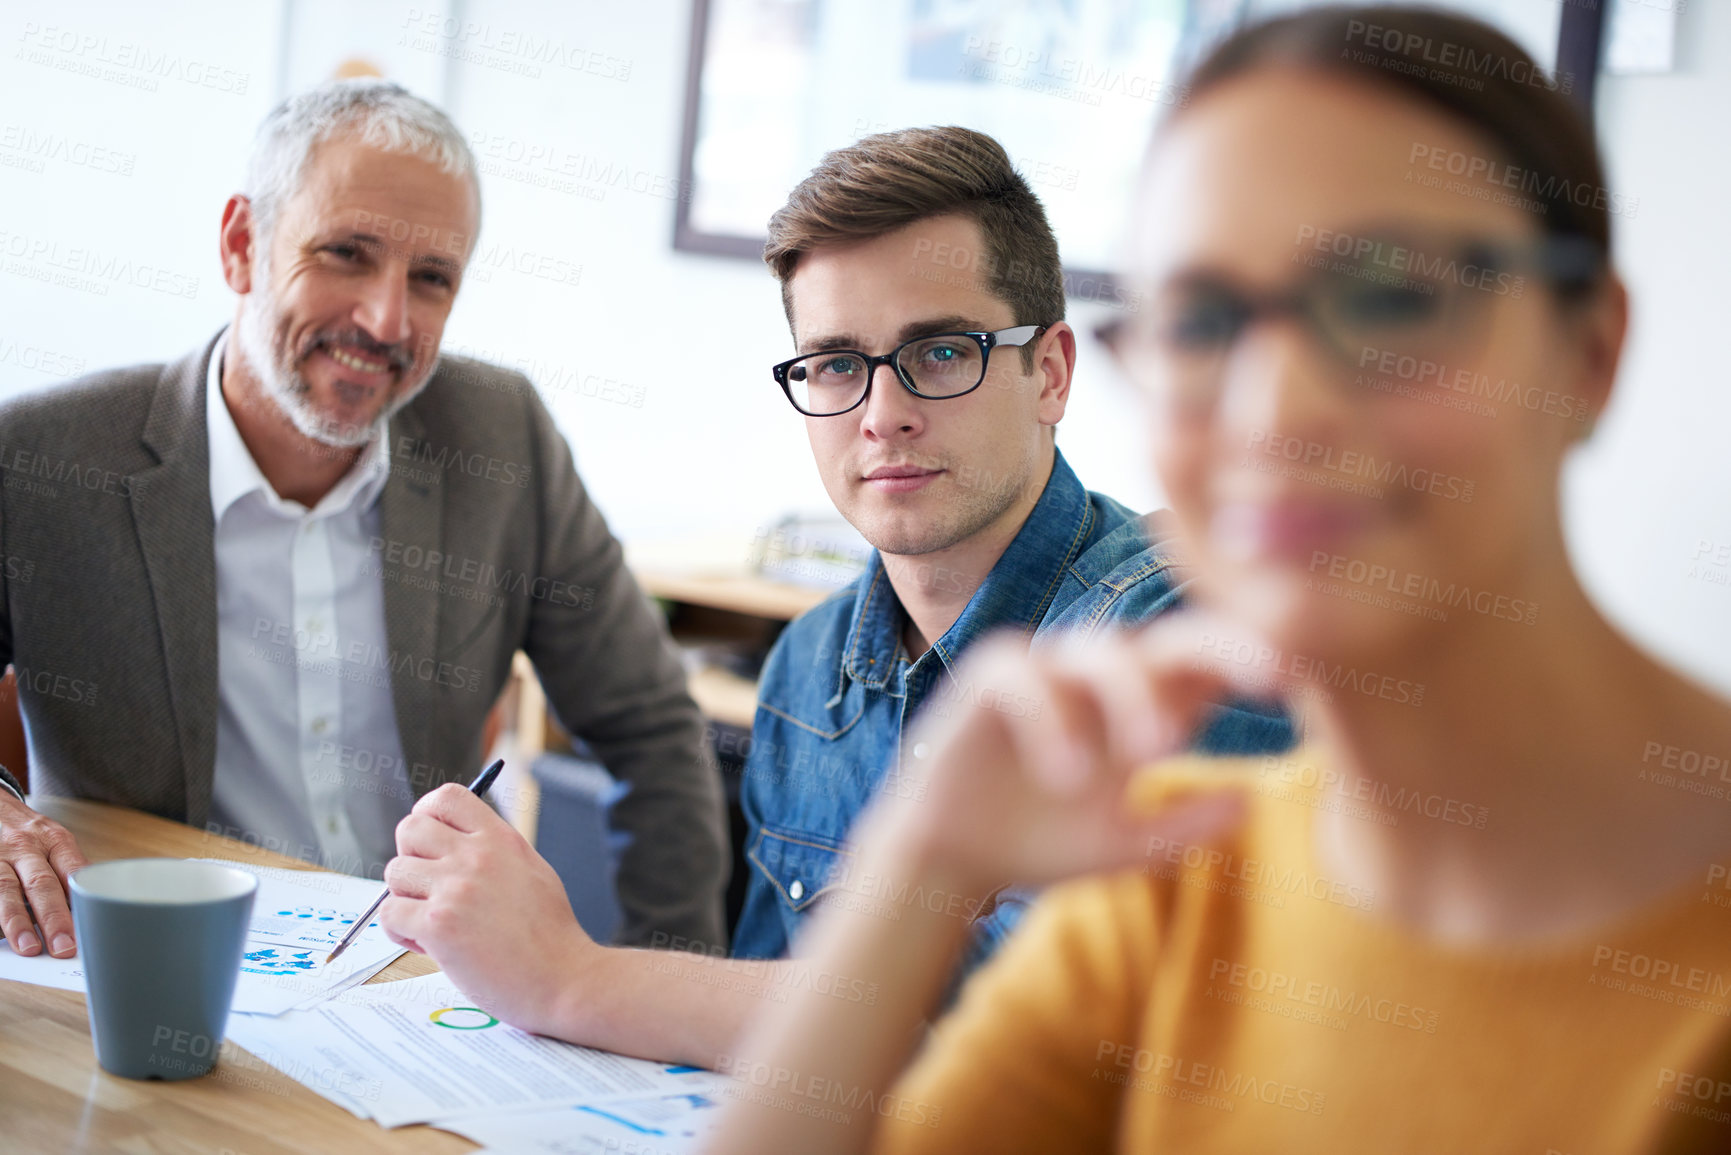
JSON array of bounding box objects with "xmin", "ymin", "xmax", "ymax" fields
[{"xmin": 0, "ymin": 79, "xmax": 726, "ymax": 960}]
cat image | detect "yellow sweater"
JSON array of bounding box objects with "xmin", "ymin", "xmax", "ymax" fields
[{"xmin": 879, "ymin": 753, "xmax": 1731, "ymax": 1154}]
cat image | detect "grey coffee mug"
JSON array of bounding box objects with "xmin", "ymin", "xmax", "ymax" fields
[{"xmin": 69, "ymin": 859, "xmax": 257, "ymax": 1080}]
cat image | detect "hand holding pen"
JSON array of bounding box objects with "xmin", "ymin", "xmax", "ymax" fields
[{"xmin": 325, "ymin": 758, "xmax": 505, "ymax": 964}]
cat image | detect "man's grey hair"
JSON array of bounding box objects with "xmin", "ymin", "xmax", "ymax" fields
[{"xmin": 243, "ymin": 78, "xmax": 479, "ymax": 252}]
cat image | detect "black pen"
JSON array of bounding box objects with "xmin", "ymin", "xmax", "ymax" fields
[{"xmin": 324, "ymin": 758, "xmax": 506, "ymax": 965}]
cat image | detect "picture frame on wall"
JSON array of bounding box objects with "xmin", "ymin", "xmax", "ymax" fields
[{"xmin": 674, "ymin": 0, "xmax": 1237, "ymax": 293}]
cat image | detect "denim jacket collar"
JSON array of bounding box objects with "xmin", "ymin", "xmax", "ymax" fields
[{"xmin": 839, "ymin": 449, "xmax": 1095, "ymax": 694}]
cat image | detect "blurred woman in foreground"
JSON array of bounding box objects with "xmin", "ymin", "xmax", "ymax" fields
[{"xmin": 708, "ymin": 6, "xmax": 1731, "ymax": 1152}]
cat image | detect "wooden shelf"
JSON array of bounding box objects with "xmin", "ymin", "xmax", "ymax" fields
[
  {"xmin": 687, "ymin": 664, "xmax": 760, "ymax": 729},
  {"xmin": 630, "ymin": 562, "xmax": 839, "ymax": 728},
  {"xmin": 625, "ymin": 535, "xmax": 847, "ymax": 624},
  {"xmin": 635, "ymin": 568, "xmax": 833, "ymax": 623},
  {"xmin": 504, "ymin": 549, "xmax": 848, "ymax": 743}
]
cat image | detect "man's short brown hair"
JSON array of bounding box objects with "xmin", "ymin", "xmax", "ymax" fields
[{"xmin": 763, "ymin": 126, "xmax": 1066, "ymax": 348}]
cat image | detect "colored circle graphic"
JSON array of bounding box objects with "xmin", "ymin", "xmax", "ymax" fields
[{"xmin": 429, "ymin": 1006, "xmax": 498, "ymax": 1030}]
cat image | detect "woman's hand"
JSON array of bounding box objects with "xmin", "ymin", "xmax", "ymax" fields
[{"xmin": 874, "ymin": 611, "xmax": 1288, "ymax": 901}]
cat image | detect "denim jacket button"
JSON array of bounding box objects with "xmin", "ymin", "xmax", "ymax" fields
[{"xmin": 789, "ymin": 879, "xmax": 805, "ymax": 901}]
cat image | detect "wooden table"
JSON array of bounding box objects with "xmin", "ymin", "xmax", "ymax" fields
[{"xmin": 0, "ymin": 798, "xmax": 477, "ymax": 1154}]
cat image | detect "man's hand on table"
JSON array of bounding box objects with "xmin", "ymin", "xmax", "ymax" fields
[
  {"xmin": 0, "ymin": 791, "xmax": 90, "ymax": 957},
  {"xmin": 379, "ymin": 784, "xmax": 599, "ymax": 1038}
]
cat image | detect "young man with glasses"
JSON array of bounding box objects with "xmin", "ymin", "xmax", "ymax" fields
[{"xmin": 375, "ymin": 127, "xmax": 1290, "ymax": 1067}]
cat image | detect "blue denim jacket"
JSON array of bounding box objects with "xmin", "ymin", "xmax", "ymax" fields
[{"xmin": 732, "ymin": 450, "xmax": 1293, "ymax": 977}]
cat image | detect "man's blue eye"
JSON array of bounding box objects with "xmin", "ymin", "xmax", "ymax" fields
[
  {"xmin": 909, "ymin": 341, "xmax": 977, "ymax": 371},
  {"xmin": 801, "ymin": 355, "xmax": 865, "ymax": 384}
]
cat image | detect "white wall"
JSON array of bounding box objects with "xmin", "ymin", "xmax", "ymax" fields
[
  {"xmin": 1565, "ymin": 0, "xmax": 1731, "ymax": 696},
  {"xmin": 1, "ymin": 0, "xmax": 1726, "ymax": 690},
  {"xmin": 0, "ymin": 1, "xmax": 277, "ymax": 368}
]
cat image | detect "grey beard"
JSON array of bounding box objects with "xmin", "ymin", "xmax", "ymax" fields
[{"xmin": 233, "ymin": 278, "xmax": 430, "ymax": 450}]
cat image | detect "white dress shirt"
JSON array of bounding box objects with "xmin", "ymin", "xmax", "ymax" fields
[{"xmin": 206, "ymin": 331, "xmax": 413, "ymax": 879}]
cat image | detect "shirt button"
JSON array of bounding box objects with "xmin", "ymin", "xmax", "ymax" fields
[
  {"xmin": 789, "ymin": 879, "xmax": 805, "ymax": 901},
  {"xmin": 326, "ymin": 816, "xmax": 340, "ymax": 835},
  {"xmin": 311, "ymin": 718, "xmax": 329, "ymax": 735},
  {"xmin": 912, "ymin": 742, "xmax": 930, "ymax": 759},
  {"xmin": 305, "ymin": 617, "xmax": 322, "ymax": 633}
]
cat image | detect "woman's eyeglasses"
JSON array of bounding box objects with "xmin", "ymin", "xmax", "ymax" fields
[{"xmin": 1097, "ymin": 230, "xmax": 1602, "ymax": 415}]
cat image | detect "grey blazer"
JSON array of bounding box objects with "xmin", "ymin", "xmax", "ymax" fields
[{"xmin": 0, "ymin": 333, "xmax": 726, "ymax": 947}]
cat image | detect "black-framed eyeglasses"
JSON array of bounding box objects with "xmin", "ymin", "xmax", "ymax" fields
[
  {"xmin": 772, "ymin": 325, "xmax": 1045, "ymax": 417},
  {"xmin": 1095, "ymin": 230, "xmax": 1603, "ymax": 417}
]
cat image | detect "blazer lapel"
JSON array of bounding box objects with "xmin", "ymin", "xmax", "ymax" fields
[
  {"xmin": 131, "ymin": 338, "xmax": 220, "ymax": 823},
  {"xmin": 379, "ymin": 401, "xmax": 444, "ymax": 794}
]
